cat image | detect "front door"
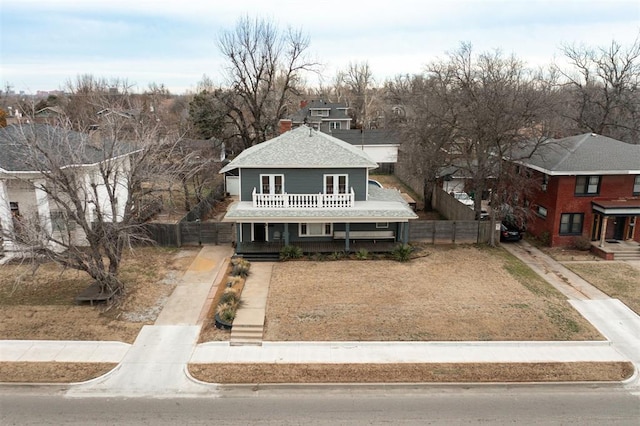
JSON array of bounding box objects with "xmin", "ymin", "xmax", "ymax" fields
[
  {"xmin": 613, "ymin": 217, "xmax": 626, "ymax": 240},
  {"xmin": 253, "ymin": 223, "xmax": 266, "ymax": 242}
]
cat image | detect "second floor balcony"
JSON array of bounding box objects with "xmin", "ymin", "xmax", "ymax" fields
[{"xmin": 252, "ymin": 187, "xmax": 355, "ymax": 209}]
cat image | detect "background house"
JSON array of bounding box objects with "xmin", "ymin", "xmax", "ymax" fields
[
  {"xmin": 516, "ymin": 133, "xmax": 640, "ymax": 257},
  {"xmin": 281, "ymin": 99, "xmax": 352, "ymax": 133},
  {"xmin": 220, "ymin": 125, "xmax": 416, "ymax": 259},
  {"xmin": 0, "ymin": 124, "xmax": 135, "ymax": 255}
]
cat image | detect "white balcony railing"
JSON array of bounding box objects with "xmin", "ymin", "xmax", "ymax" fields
[{"xmin": 252, "ymin": 188, "xmax": 355, "ymax": 208}]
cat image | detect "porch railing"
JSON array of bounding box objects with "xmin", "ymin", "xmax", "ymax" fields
[{"xmin": 252, "ymin": 188, "xmax": 355, "ymax": 208}]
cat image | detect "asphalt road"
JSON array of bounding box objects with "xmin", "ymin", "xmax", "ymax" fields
[{"xmin": 1, "ymin": 385, "xmax": 639, "ymax": 425}]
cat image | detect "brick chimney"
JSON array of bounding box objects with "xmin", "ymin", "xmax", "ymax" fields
[
  {"xmin": 300, "ymin": 100, "xmax": 308, "ymax": 109},
  {"xmin": 278, "ymin": 119, "xmax": 292, "ymax": 134}
]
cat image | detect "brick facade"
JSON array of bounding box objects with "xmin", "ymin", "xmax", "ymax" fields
[{"xmin": 527, "ymin": 171, "xmax": 640, "ymax": 246}]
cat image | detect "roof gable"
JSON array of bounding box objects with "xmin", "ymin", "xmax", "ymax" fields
[
  {"xmin": 521, "ymin": 133, "xmax": 640, "ymax": 175},
  {"xmin": 220, "ymin": 126, "xmax": 378, "ymax": 173}
]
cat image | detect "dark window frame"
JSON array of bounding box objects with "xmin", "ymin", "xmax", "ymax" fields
[
  {"xmin": 559, "ymin": 213, "xmax": 584, "ymax": 235},
  {"xmin": 574, "ymin": 175, "xmax": 601, "ymax": 196},
  {"xmin": 634, "ymin": 176, "xmax": 640, "ymax": 195}
]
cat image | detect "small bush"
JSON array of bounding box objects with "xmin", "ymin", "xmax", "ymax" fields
[
  {"xmin": 216, "ymin": 303, "xmax": 236, "ymax": 323},
  {"xmin": 310, "ymin": 252, "xmax": 327, "ymax": 261},
  {"xmin": 329, "ymin": 251, "xmax": 346, "ymax": 261},
  {"xmin": 573, "ymin": 236, "xmax": 592, "ymax": 251},
  {"xmin": 280, "ymin": 245, "xmax": 303, "ymax": 261},
  {"xmin": 538, "ymin": 231, "xmax": 551, "ymax": 246},
  {"xmin": 356, "ymin": 248, "xmax": 369, "ymax": 260},
  {"xmin": 219, "ymin": 288, "xmax": 240, "ymax": 306},
  {"xmin": 391, "ymin": 244, "xmax": 413, "ymax": 262},
  {"xmin": 231, "ymin": 259, "xmax": 251, "ymax": 277}
]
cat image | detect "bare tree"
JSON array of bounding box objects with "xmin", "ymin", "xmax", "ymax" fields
[
  {"xmin": 215, "ymin": 16, "xmax": 319, "ymax": 149},
  {"xmin": 555, "ymin": 37, "xmax": 640, "ymax": 143},
  {"xmin": 385, "ymin": 74, "xmax": 454, "ymax": 210},
  {"xmin": 392, "ymin": 44, "xmax": 557, "ymax": 244},
  {"xmin": 0, "ymin": 92, "xmax": 199, "ymax": 297},
  {"xmin": 338, "ymin": 61, "xmax": 377, "ymax": 128}
]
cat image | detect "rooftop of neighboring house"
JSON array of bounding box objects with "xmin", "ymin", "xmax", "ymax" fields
[
  {"xmin": 518, "ymin": 133, "xmax": 640, "ymax": 175},
  {"xmin": 0, "ymin": 124, "xmax": 138, "ymax": 173},
  {"xmin": 329, "ymin": 129, "xmax": 400, "ymax": 146},
  {"xmin": 289, "ymin": 99, "xmax": 351, "ymax": 124},
  {"xmin": 219, "ymin": 125, "xmax": 378, "ymax": 173}
]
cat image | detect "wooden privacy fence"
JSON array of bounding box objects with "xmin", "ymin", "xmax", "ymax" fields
[
  {"xmin": 409, "ymin": 220, "xmax": 493, "ymax": 244},
  {"xmin": 144, "ymin": 221, "xmax": 234, "ymax": 247}
]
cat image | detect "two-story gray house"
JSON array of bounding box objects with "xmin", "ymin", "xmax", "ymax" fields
[{"xmin": 220, "ymin": 126, "xmax": 417, "ymax": 256}]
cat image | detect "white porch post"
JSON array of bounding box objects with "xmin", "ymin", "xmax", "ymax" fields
[
  {"xmin": 599, "ymin": 216, "xmax": 608, "ymax": 248},
  {"xmin": 34, "ymin": 180, "xmax": 53, "ymax": 236},
  {"xmin": 0, "ymin": 180, "xmax": 15, "ymax": 252}
]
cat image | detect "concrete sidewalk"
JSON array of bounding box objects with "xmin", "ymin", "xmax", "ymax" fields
[{"xmin": 191, "ymin": 340, "xmax": 626, "ymax": 364}]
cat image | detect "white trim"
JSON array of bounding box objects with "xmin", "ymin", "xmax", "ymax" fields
[
  {"xmin": 299, "ymin": 222, "xmax": 333, "ymax": 237},
  {"xmin": 259, "ymin": 174, "xmax": 284, "ymax": 194},
  {"xmin": 323, "ymin": 173, "xmax": 348, "ymax": 195},
  {"xmin": 515, "ymin": 161, "xmax": 640, "ymax": 176}
]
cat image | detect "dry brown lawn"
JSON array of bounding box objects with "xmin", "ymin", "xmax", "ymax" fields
[
  {"xmin": 0, "ymin": 246, "xmax": 198, "ymax": 343},
  {"xmin": 0, "ymin": 362, "xmax": 117, "ymax": 383},
  {"xmin": 564, "ymin": 261, "xmax": 640, "ymax": 315},
  {"xmin": 263, "ymin": 245, "xmax": 602, "ymax": 342},
  {"xmin": 189, "ymin": 362, "xmax": 634, "ymax": 384}
]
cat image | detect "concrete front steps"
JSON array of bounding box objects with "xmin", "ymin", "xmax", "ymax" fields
[
  {"xmin": 230, "ymin": 324, "xmax": 263, "ymax": 346},
  {"xmin": 614, "ymin": 251, "xmax": 640, "ymax": 260}
]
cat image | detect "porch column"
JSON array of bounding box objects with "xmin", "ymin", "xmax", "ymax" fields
[
  {"xmin": 235, "ymin": 223, "xmax": 242, "ymax": 252},
  {"xmin": 34, "ymin": 180, "xmax": 53, "ymax": 238},
  {"xmin": 403, "ymin": 222, "xmax": 410, "ymax": 244},
  {"xmin": 599, "ymin": 216, "xmax": 609, "ymax": 248},
  {"xmin": 0, "ymin": 180, "xmax": 15, "ymax": 252},
  {"xmin": 283, "ymin": 223, "xmax": 290, "ymax": 245},
  {"xmin": 344, "ymin": 223, "xmax": 350, "ymax": 252}
]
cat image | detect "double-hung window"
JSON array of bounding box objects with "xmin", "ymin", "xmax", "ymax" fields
[
  {"xmin": 575, "ymin": 175, "xmax": 600, "ymax": 195},
  {"xmin": 634, "ymin": 176, "xmax": 640, "ymax": 195},
  {"xmin": 559, "ymin": 213, "xmax": 583, "ymax": 235},
  {"xmin": 324, "ymin": 174, "xmax": 348, "ymax": 194},
  {"xmin": 260, "ymin": 174, "xmax": 284, "ymax": 194}
]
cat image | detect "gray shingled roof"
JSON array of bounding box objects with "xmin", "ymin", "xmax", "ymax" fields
[
  {"xmin": 0, "ymin": 124, "xmax": 137, "ymax": 172},
  {"xmin": 329, "ymin": 129, "xmax": 400, "ymax": 146},
  {"xmin": 219, "ymin": 126, "xmax": 378, "ymax": 173},
  {"xmin": 520, "ymin": 133, "xmax": 640, "ymax": 174}
]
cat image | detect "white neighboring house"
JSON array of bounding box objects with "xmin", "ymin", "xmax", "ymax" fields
[{"xmin": 0, "ymin": 124, "xmax": 136, "ymax": 255}]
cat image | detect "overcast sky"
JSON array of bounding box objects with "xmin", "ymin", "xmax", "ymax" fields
[{"xmin": 1, "ymin": 0, "xmax": 638, "ymax": 94}]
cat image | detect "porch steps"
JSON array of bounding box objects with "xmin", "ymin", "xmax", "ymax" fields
[
  {"xmin": 237, "ymin": 252, "xmax": 280, "ymax": 262},
  {"xmin": 230, "ymin": 324, "xmax": 263, "ymax": 346},
  {"xmin": 613, "ymin": 250, "xmax": 640, "ymax": 261}
]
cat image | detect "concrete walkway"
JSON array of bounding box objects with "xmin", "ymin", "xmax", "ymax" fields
[
  {"xmin": 1, "ymin": 240, "xmax": 640, "ymax": 395},
  {"xmin": 66, "ymin": 245, "xmax": 232, "ymax": 397},
  {"xmin": 229, "ymin": 262, "xmax": 273, "ymax": 345}
]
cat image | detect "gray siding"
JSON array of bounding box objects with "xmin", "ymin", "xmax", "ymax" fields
[{"xmin": 239, "ymin": 168, "xmax": 368, "ymax": 201}]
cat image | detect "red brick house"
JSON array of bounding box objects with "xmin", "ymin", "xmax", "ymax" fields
[{"xmin": 516, "ymin": 133, "xmax": 640, "ymax": 258}]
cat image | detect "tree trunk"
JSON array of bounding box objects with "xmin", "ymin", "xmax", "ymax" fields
[{"xmin": 423, "ymin": 177, "xmax": 435, "ymax": 211}]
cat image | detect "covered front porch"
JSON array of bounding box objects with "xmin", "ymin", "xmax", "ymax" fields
[{"xmin": 590, "ymin": 198, "xmax": 640, "ymax": 260}]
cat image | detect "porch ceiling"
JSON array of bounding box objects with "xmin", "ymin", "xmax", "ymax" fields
[{"xmin": 592, "ymin": 198, "xmax": 640, "ymax": 215}]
